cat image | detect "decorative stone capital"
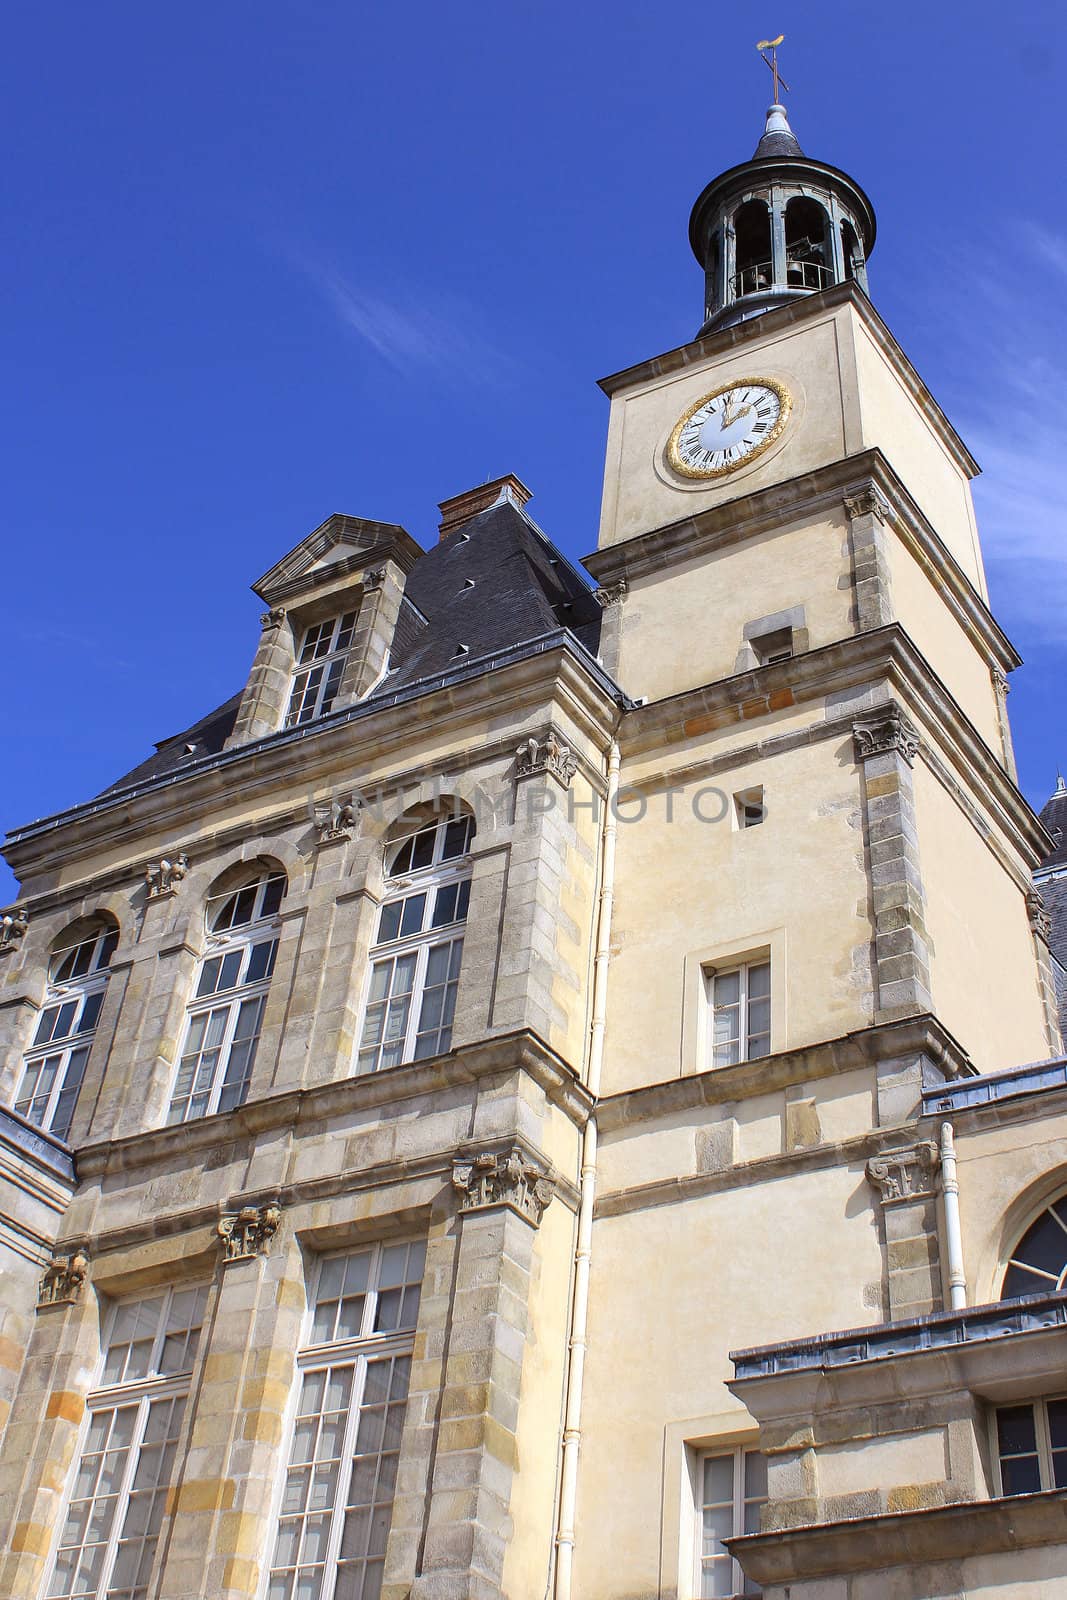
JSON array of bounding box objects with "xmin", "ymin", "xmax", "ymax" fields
[
  {"xmin": 144, "ymin": 852, "xmax": 189, "ymax": 900},
  {"xmin": 1028, "ymin": 888, "xmax": 1053, "ymax": 944},
  {"xmin": 260, "ymin": 606, "xmax": 287, "ymax": 630},
  {"xmin": 452, "ymin": 1145, "xmax": 555, "ymax": 1227},
  {"xmin": 853, "ymin": 706, "xmax": 921, "ymax": 767},
  {"xmin": 515, "ymin": 731, "xmax": 578, "ymax": 789},
  {"xmin": 843, "ymin": 485, "xmax": 891, "ymax": 525},
  {"xmin": 38, "ymin": 1248, "xmax": 90, "ymax": 1308},
  {"xmin": 0, "ymin": 909, "xmax": 29, "ymax": 954},
  {"xmin": 594, "ymin": 579, "xmax": 628, "ymax": 609},
  {"xmin": 991, "ymin": 664, "xmax": 1011, "ymax": 698},
  {"xmin": 866, "ymin": 1142, "xmax": 940, "ymax": 1204},
  {"xmin": 315, "ymin": 796, "xmax": 359, "ymax": 846},
  {"xmin": 217, "ymin": 1202, "xmax": 281, "ymax": 1262}
]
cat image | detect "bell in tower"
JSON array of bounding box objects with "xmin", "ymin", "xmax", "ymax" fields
[{"xmin": 689, "ymin": 99, "xmax": 876, "ymax": 335}]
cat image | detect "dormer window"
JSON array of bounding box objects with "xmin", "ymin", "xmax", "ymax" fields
[{"xmin": 285, "ymin": 611, "xmax": 358, "ymax": 727}]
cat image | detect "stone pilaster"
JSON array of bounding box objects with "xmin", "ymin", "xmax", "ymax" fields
[
  {"xmin": 843, "ymin": 485, "xmax": 895, "ymax": 631},
  {"xmin": 1027, "ymin": 888, "xmax": 1063, "ymax": 1058},
  {"xmin": 337, "ymin": 562, "xmax": 405, "ymax": 702},
  {"xmin": 592, "ymin": 580, "xmax": 627, "ymax": 681},
  {"xmin": 226, "ymin": 607, "xmax": 296, "ymax": 748},
  {"xmin": 158, "ymin": 1223, "xmax": 302, "ymax": 1600},
  {"xmin": 991, "ymin": 664, "xmax": 1019, "ymax": 782},
  {"xmin": 866, "ymin": 1141, "xmax": 942, "ymax": 1319},
  {"xmin": 853, "ymin": 705, "xmax": 933, "ymax": 1024}
]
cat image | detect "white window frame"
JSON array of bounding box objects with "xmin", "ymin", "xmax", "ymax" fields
[
  {"xmin": 285, "ymin": 610, "xmax": 358, "ymax": 727},
  {"xmin": 1001, "ymin": 1197, "xmax": 1067, "ymax": 1299},
  {"xmin": 357, "ymin": 816, "xmax": 473, "ymax": 1074},
  {"xmin": 706, "ymin": 958, "xmax": 772, "ymax": 1069},
  {"xmin": 45, "ymin": 1283, "xmax": 208, "ymax": 1600},
  {"xmin": 14, "ymin": 926, "xmax": 118, "ymax": 1141},
  {"xmin": 167, "ymin": 872, "xmax": 285, "ymax": 1124},
  {"xmin": 695, "ymin": 1445, "xmax": 766, "ymax": 1599},
  {"xmin": 264, "ymin": 1239, "xmax": 426, "ymax": 1600},
  {"xmin": 992, "ymin": 1394, "xmax": 1067, "ymax": 1496}
]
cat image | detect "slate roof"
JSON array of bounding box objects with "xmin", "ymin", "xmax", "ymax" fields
[
  {"xmin": 100, "ymin": 498, "xmax": 601, "ymax": 798},
  {"xmin": 1037, "ymin": 780, "xmax": 1067, "ymax": 871}
]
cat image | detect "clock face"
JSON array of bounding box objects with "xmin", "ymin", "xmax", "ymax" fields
[{"xmin": 667, "ymin": 378, "xmax": 791, "ymax": 479}]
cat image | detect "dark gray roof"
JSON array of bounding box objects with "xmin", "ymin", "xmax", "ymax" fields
[
  {"xmin": 98, "ymin": 500, "xmax": 600, "ymax": 798},
  {"xmin": 1038, "ymin": 782, "xmax": 1067, "ymax": 870},
  {"xmin": 753, "ymin": 119, "xmax": 804, "ymax": 159}
]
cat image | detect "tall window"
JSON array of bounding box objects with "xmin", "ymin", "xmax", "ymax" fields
[
  {"xmin": 994, "ymin": 1398, "xmax": 1067, "ymax": 1495},
  {"xmin": 286, "ymin": 612, "xmax": 358, "ymax": 727},
  {"xmin": 15, "ymin": 923, "xmax": 118, "ymax": 1140},
  {"xmin": 357, "ymin": 816, "xmax": 473, "ymax": 1074},
  {"xmin": 698, "ymin": 1447, "xmax": 766, "ymax": 1598},
  {"xmin": 708, "ymin": 960, "xmax": 771, "ymax": 1068},
  {"xmin": 167, "ymin": 870, "xmax": 285, "ymax": 1124},
  {"xmin": 267, "ymin": 1239, "xmax": 426, "ymax": 1600},
  {"xmin": 1001, "ymin": 1198, "xmax": 1067, "ymax": 1299},
  {"xmin": 47, "ymin": 1284, "xmax": 208, "ymax": 1600}
]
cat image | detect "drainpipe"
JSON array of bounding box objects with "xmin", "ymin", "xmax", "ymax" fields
[
  {"xmin": 554, "ymin": 738, "xmax": 620, "ymax": 1600},
  {"xmin": 940, "ymin": 1122, "xmax": 967, "ymax": 1310}
]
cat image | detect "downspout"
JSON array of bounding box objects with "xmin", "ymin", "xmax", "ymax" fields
[
  {"xmin": 554, "ymin": 737, "xmax": 620, "ymax": 1600},
  {"xmin": 940, "ymin": 1122, "xmax": 967, "ymax": 1310}
]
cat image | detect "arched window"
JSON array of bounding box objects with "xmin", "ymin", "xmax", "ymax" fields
[
  {"xmin": 1001, "ymin": 1199, "xmax": 1067, "ymax": 1299},
  {"xmin": 785, "ymin": 197, "xmax": 832, "ymax": 290},
  {"xmin": 15, "ymin": 921, "xmax": 118, "ymax": 1140},
  {"xmin": 357, "ymin": 814, "xmax": 474, "ymax": 1073},
  {"xmin": 732, "ymin": 199, "xmax": 773, "ymax": 298},
  {"xmin": 841, "ymin": 219, "xmax": 862, "ymax": 283},
  {"xmin": 167, "ymin": 868, "xmax": 286, "ymax": 1124}
]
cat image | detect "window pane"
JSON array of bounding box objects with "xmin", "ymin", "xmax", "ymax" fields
[
  {"xmin": 398, "ymin": 895, "xmax": 426, "ymax": 938},
  {"xmin": 702, "ymin": 1453, "xmax": 734, "ymax": 1506},
  {"xmin": 246, "ymin": 939, "xmax": 278, "ymax": 985},
  {"xmin": 77, "ymin": 990, "xmax": 105, "ymax": 1034},
  {"xmin": 748, "ymin": 962, "xmax": 771, "ymax": 999},
  {"xmin": 377, "ymin": 902, "xmax": 403, "ymax": 943},
  {"xmin": 441, "ymin": 817, "xmax": 472, "ymax": 859},
  {"xmin": 713, "ymin": 971, "xmax": 740, "ymax": 1007},
  {"xmin": 997, "ymin": 1404, "xmax": 1038, "ymax": 1457},
  {"xmin": 410, "ymin": 828, "xmax": 436, "ymax": 871}
]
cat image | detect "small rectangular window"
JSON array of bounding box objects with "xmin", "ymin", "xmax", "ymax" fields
[
  {"xmin": 698, "ymin": 1446, "xmax": 766, "ymax": 1597},
  {"xmin": 750, "ymin": 627, "xmax": 793, "ymax": 667},
  {"xmin": 709, "ymin": 960, "xmax": 771, "ymax": 1068},
  {"xmin": 734, "ymin": 788, "xmax": 765, "ymax": 829},
  {"xmin": 995, "ymin": 1398, "xmax": 1067, "ymax": 1495}
]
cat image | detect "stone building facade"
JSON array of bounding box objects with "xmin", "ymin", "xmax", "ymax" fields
[{"xmin": 2, "ymin": 102, "xmax": 1067, "ymax": 1600}]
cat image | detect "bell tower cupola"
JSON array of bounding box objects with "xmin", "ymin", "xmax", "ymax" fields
[{"xmin": 689, "ymin": 100, "xmax": 877, "ymax": 336}]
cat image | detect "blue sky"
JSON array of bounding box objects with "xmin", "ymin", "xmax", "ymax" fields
[{"xmin": 2, "ymin": 2, "xmax": 1065, "ymax": 903}]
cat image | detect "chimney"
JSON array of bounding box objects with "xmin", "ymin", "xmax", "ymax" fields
[{"xmin": 437, "ymin": 474, "xmax": 532, "ymax": 541}]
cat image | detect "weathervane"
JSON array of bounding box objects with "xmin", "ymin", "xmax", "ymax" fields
[{"xmin": 757, "ymin": 35, "xmax": 790, "ymax": 102}]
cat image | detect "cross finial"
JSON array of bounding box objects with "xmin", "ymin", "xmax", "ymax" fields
[{"xmin": 757, "ymin": 35, "xmax": 790, "ymax": 102}]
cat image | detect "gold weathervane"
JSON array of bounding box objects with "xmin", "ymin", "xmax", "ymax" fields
[{"xmin": 757, "ymin": 35, "xmax": 790, "ymax": 101}]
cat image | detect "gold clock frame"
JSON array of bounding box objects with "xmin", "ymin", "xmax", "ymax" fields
[{"xmin": 666, "ymin": 376, "xmax": 792, "ymax": 481}]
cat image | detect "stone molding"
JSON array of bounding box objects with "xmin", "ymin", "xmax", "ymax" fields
[
  {"xmin": 1027, "ymin": 888, "xmax": 1053, "ymax": 945},
  {"xmin": 314, "ymin": 796, "xmax": 359, "ymax": 846},
  {"xmin": 259, "ymin": 606, "xmax": 287, "ymax": 630},
  {"xmin": 0, "ymin": 909, "xmax": 29, "ymax": 954},
  {"xmin": 217, "ymin": 1202, "xmax": 281, "ymax": 1262},
  {"xmin": 38, "ymin": 1247, "xmax": 90, "ymax": 1308},
  {"xmin": 594, "ymin": 579, "xmax": 628, "ymax": 609},
  {"xmin": 452, "ymin": 1143, "xmax": 555, "ymax": 1227},
  {"xmin": 866, "ymin": 1141, "xmax": 940, "ymax": 1204},
  {"xmin": 514, "ymin": 731, "xmax": 578, "ymax": 789},
  {"xmin": 144, "ymin": 852, "xmax": 189, "ymax": 900},
  {"xmin": 852, "ymin": 704, "xmax": 921, "ymax": 767},
  {"xmin": 843, "ymin": 485, "xmax": 892, "ymax": 525}
]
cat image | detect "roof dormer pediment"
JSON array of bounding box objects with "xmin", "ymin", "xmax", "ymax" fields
[{"xmin": 252, "ymin": 513, "xmax": 424, "ymax": 607}]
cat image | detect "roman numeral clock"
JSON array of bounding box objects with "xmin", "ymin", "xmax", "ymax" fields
[{"xmin": 666, "ymin": 377, "xmax": 791, "ymax": 479}]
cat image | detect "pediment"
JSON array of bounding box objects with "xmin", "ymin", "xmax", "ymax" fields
[{"xmin": 252, "ymin": 513, "xmax": 424, "ymax": 605}]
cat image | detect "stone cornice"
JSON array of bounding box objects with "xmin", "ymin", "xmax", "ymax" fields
[
  {"xmin": 73, "ymin": 1028, "xmax": 593, "ymax": 1185},
  {"xmin": 596, "ymin": 280, "xmax": 980, "ymax": 480},
  {"xmin": 4, "ymin": 635, "xmax": 623, "ymax": 889},
  {"xmin": 583, "ymin": 446, "xmax": 1017, "ymax": 671},
  {"xmin": 621, "ymin": 623, "xmax": 1051, "ymax": 867},
  {"xmin": 596, "ymin": 1015, "xmax": 971, "ymax": 1138},
  {"xmin": 729, "ymin": 1488, "xmax": 1067, "ymax": 1586}
]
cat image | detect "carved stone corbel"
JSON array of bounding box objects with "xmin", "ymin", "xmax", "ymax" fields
[
  {"xmin": 38, "ymin": 1247, "xmax": 90, "ymax": 1309},
  {"xmin": 843, "ymin": 485, "xmax": 891, "ymax": 525},
  {"xmin": 1027, "ymin": 888, "xmax": 1053, "ymax": 945},
  {"xmin": 315, "ymin": 796, "xmax": 359, "ymax": 846},
  {"xmin": 260, "ymin": 606, "xmax": 287, "ymax": 630},
  {"xmin": 144, "ymin": 852, "xmax": 189, "ymax": 900},
  {"xmin": 991, "ymin": 665, "xmax": 1011, "ymax": 699},
  {"xmin": 594, "ymin": 579, "xmax": 628, "ymax": 609},
  {"xmin": 0, "ymin": 909, "xmax": 29, "ymax": 954},
  {"xmin": 217, "ymin": 1202, "xmax": 281, "ymax": 1262},
  {"xmin": 853, "ymin": 705, "xmax": 921, "ymax": 767},
  {"xmin": 362, "ymin": 567, "xmax": 388, "ymax": 591},
  {"xmin": 866, "ymin": 1142, "xmax": 940, "ymax": 1204},
  {"xmin": 515, "ymin": 731, "xmax": 578, "ymax": 790},
  {"xmin": 452, "ymin": 1145, "xmax": 555, "ymax": 1227}
]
